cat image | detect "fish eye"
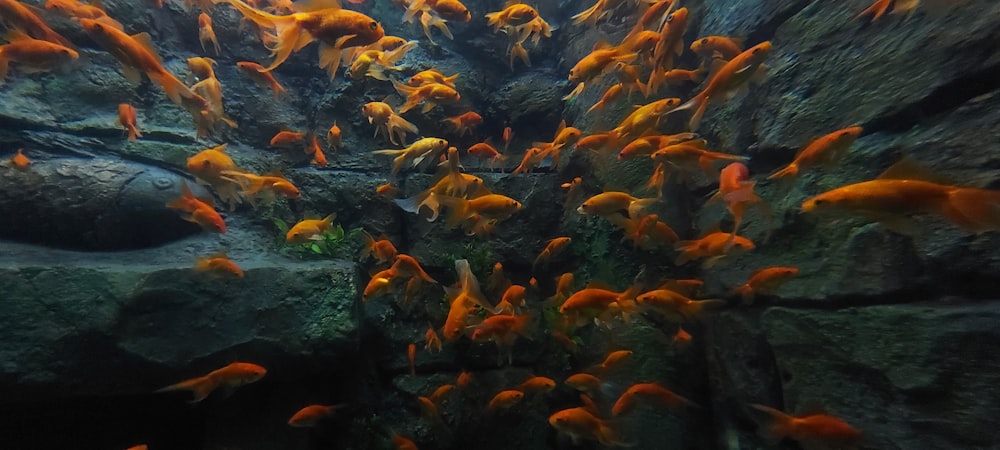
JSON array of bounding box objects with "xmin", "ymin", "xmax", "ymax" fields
[
  {"xmin": 369, "ymin": 21, "xmax": 378, "ymax": 30},
  {"xmin": 666, "ymin": 14, "xmax": 674, "ymax": 22},
  {"xmin": 813, "ymin": 199, "xmax": 828, "ymax": 205}
]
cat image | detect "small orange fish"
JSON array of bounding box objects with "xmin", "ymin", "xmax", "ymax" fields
[
  {"xmin": 156, "ymin": 362, "xmax": 266, "ymax": 403},
  {"xmin": 690, "ymin": 36, "xmax": 745, "ymax": 61},
  {"xmin": 0, "ymin": 32, "xmax": 79, "ymax": 83},
  {"xmin": 592, "ymin": 350, "xmax": 632, "ymax": 375},
  {"xmin": 376, "ymin": 183, "xmax": 401, "ymax": 199},
  {"xmin": 392, "ymin": 434, "xmax": 419, "ymax": 450},
  {"xmin": 424, "ymin": 325, "xmax": 442, "ymax": 353},
  {"xmin": 611, "ymin": 382, "xmax": 695, "ymax": 416},
  {"xmin": 362, "ymin": 101, "xmax": 419, "ymax": 146},
  {"xmin": 635, "ymin": 289, "xmax": 725, "ymax": 323},
  {"xmin": 286, "ymin": 214, "xmax": 336, "ymax": 244},
  {"xmin": 362, "ymin": 269, "xmax": 394, "ymax": 302},
  {"xmin": 672, "ymin": 41, "xmax": 772, "ymax": 130},
  {"xmin": 407, "ymin": 343, "xmax": 416, "ymax": 375},
  {"xmin": 442, "ymin": 111, "xmax": 483, "ymax": 137},
  {"xmin": 750, "ymin": 404, "xmax": 862, "ymax": 449},
  {"xmin": 467, "ymin": 142, "xmax": 505, "ymax": 169},
  {"xmin": 533, "ymin": 237, "xmax": 572, "ymax": 271},
  {"xmin": 457, "ymin": 370, "xmax": 473, "ymax": 388},
  {"xmin": 673, "ymin": 327, "xmax": 692, "ymax": 350},
  {"xmin": 515, "ymin": 376, "xmax": 556, "ymax": 394},
  {"xmin": 488, "ymin": 389, "xmax": 524, "ymax": 412},
  {"xmin": 198, "ymin": 12, "xmax": 220, "ymax": 55},
  {"xmin": 2, "ymin": 0, "xmax": 74, "ymax": 47},
  {"xmin": 577, "ymin": 192, "xmax": 656, "ymax": 218},
  {"xmin": 308, "ymin": 134, "xmax": 328, "ymax": 167},
  {"xmin": 587, "ymin": 83, "xmax": 624, "ymax": 114},
  {"xmin": 708, "ymin": 162, "xmax": 769, "ymax": 236},
  {"xmin": 408, "ymin": 68, "xmax": 458, "ymax": 87},
  {"xmin": 429, "ymin": 383, "xmax": 454, "ymax": 403},
  {"xmin": 733, "ymin": 267, "xmax": 799, "ymax": 304},
  {"xmin": 549, "ymin": 406, "xmax": 625, "ymax": 447},
  {"xmin": 565, "ymin": 373, "xmax": 603, "ymax": 394},
  {"xmin": 647, "ymin": 7, "xmax": 689, "ymax": 93},
  {"xmin": 390, "ymin": 254, "xmax": 437, "ymax": 283},
  {"xmin": 485, "ymin": 3, "xmax": 538, "ymax": 30},
  {"xmin": 360, "ymin": 231, "xmax": 398, "ymax": 264},
  {"xmin": 270, "ymin": 130, "xmax": 305, "ymax": 149},
  {"xmin": 117, "ymin": 103, "xmax": 142, "ymax": 141},
  {"xmin": 288, "ymin": 404, "xmax": 340, "ymax": 427},
  {"xmin": 167, "ymin": 182, "xmax": 226, "ymax": 233},
  {"xmin": 502, "ymin": 126, "xmax": 513, "ymax": 153},
  {"xmin": 236, "ymin": 61, "xmax": 286, "ymax": 98},
  {"xmin": 10, "ymin": 149, "xmax": 30, "ymax": 171},
  {"xmin": 194, "ymin": 253, "xmax": 244, "ymax": 278},
  {"xmin": 45, "ymin": 0, "xmax": 123, "ymax": 30},
  {"xmin": 218, "ymin": 170, "xmax": 300, "ymax": 208},
  {"xmin": 125, "ymin": 445, "xmax": 148, "ymax": 450},
  {"xmin": 391, "ymin": 80, "xmax": 461, "ymax": 114},
  {"xmin": 327, "ymin": 121, "xmax": 342, "ymax": 149},
  {"xmin": 768, "ymin": 126, "xmax": 863, "ymax": 180}
]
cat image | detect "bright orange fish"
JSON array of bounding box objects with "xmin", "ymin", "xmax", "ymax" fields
[
  {"xmin": 236, "ymin": 61, "xmax": 286, "ymax": 97},
  {"xmin": 117, "ymin": 103, "xmax": 142, "ymax": 141},
  {"xmin": 635, "ymin": 289, "xmax": 724, "ymax": 323},
  {"xmin": 672, "ymin": 41, "xmax": 771, "ymax": 130},
  {"xmin": 288, "ymin": 404, "xmax": 340, "ymax": 427},
  {"xmin": 194, "ymin": 253, "xmax": 244, "ymax": 278},
  {"xmin": 611, "ymin": 382, "xmax": 695, "ymax": 416},
  {"xmin": 0, "ymin": 0, "xmax": 74, "ymax": 47},
  {"xmin": 488, "ymin": 390, "xmax": 524, "ymax": 412},
  {"xmin": 10, "ymin": 149, "xmax": 30, "ymax": 171},
  {"xmin": 327, "ymin": 121, "xmax": 342, "ymax": 149},
  {"xmin": 549, "ymin": 405, "xmax": 626, "ymax": 447},
  {"xmin": 360, "ymin": 231, "xmax": 398, "ymax": 264},
  {"xmin": 392, "ymin": 434, "xmax": 419, "ymax": 450},
  {"xmin": 286, "ymin": 214, "xmax": 336, "ymax": 244},
  {"xmin": 674, "ymin": 231, "xmax": 754, "ymax": 267},
  {"xmin": 442, "ymin": 111, "xmax": 483, "ymax": 137},
  {"xmin": 0, "ymin": 32, "xmax": 78, "ymax": 83},
  {"xmin": 515, "ymin": 376, "xmax": 556, "ymax": 394},
  {"xmin": 391, "ymin": 80, "xmax": 461, "ymax": 114},
  {"xmin": 45, "ymin": 0, "xmax": 123, "ymax": 30},
  {"xmin": 750, "ymin": 404, "xmax": 862, "ymax": 449},
  {"xmin": 198, "ymin": 12, "xmax": 220, "ymax": 55},
  {"xmin": 533, "ymin": 237, "xmax": 571, "ymax": 271},
  {"xmin": 362, "ymin": 101, "xmax": 419, "ymax": 146},
  {"xmin": 424, "ymin": 325, "xmax": 442, "ymax": 353},
  {"xmin": 407, "ymin": 343, "xmax": 416, "ymax": 375},
  {"xmin": 156, "ymin": 362, "xmax": 266, "ymax": 402},
  {"xmin": 270, "ymin": 130, "xmax": 305, "ymax": 148},
  {"xmin": 690, "ymin": 35, "xmax": 744, "ymax": 61},
  {"xmin": 769, "ymin": 126, "xmax": 863, "ymax": 180},
  {"xmin": 167, "ymin": 182, "xmax": 226, "ymax": 233},
  {"xmin": 733, "ymin": 267, "xmax": 799, "ymax": 304}
]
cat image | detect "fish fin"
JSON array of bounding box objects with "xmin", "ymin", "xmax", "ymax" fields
[
  {"xmin": 130, "ymin": 33, "xmax": 162, "ymax": 63},
  {"xmin": 943, "ymin": 188, "xmax": 1000, "ymax": 233},
  {"xmin": 748, "ymin": 404, "xmax": 793, "ymax": 444},
  {"xmin": 767, "ymin": 163, "xmax": 799, "ymax": 180},
  {"xmin": 294, "ymin": 0, "xmax": 341, "ymax": 12},
  {"xmin": 876, "ymin": 156, "xmax": 955, "ymax": 184},
  {"xmin": 156, "ymin": 375, "xmax": 216, "ymax": 403},
  {"xmin": 120, "ymin": 63, "xmax": 143, "ymax": 86}
]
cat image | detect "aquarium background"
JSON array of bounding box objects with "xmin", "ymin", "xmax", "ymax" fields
[{"xmin": 1, "ymin": 0, "xmax": 999, "ymax": 449}]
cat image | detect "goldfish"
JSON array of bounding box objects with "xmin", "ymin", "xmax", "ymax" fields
[
  {"xmin": 577, "ymin": 192, "xmax": 657, "ymax": 218},
  {"xmin": 511, "ymin": 147, "xmax": 545, "ymax": 174},
  {"xmin": 635, "ymin": 289, "xmax": 724, "ymax": 322},
  {"xmin": 801, "ymin": 158, "xmax": 1000, "ymax": 234},
  {"xmin": 502, "ymin": 126, "xmax": 512, "ymax": 153},
  {"xmin": 470, "ymin": 313, "xmax": 531, "ymax": 348},
  {"xmin": 546, "ymin": 272, "xmax": 575, "ymax": 306},
  {"xmin": 673, "ymin": 327, "xmax": 692, "ymax": 350},
  {"xmin": 362, "ymin": 102, "xmax": 419, "ymax": 146},
  {"xmin": 467, "ymin": 142, "xmax": 505, "ymax": 169},
  {"xmin": 424, "ymin": 325, "xmax": 442, "ymax": 352},
  {"xmin": 270, "ymin": 130, "xmax": 305, "ymax": 148},
  {"xmin": 708, "ymin": 162, "xmax": 771, "ymax": 237},
  {"xmin": 443, "ymin": 259, "xmax": 491, "ymax": 340},
  {"xmin": 750, "ymin": 404, "xmax": 862, "ymax": 450},
  {"xmin": 612, "ymin": 62, "xmax": 648, "ymax": 98},
  {"xmin": 768, "ymin": 126, "xmax": 863, "ymax": 180},
  {"xmin": 607, "ymin": 213, "xmax": 680, "ymax": 249},
  {"xmin": 346, "ymin": 40, "xmax": 418, "ymax": 80},
  {"xmin": 611, "ymin": 382, "xmax": 695, "ymax": 416},
  {"xmin": 194, "ymin": 253, "xmax": 244, "ymax": 278},
  {"xmin": 565, "ymin": 373, "xmax": 603, "ymax": 394},
  {"xmin": 646, "ymin": 7, "xmax": 688, "ymax": 93},
  {"xmin": 650, "ymin": 141, "xmax": 750, "ymax": 182},
  {"xmin": 488, "ymin": 390, "xmax": 524, "ymax": 412},
  {"xmin": 674, "ymin": 231, "xmax": 754, "ymax": 267},
  {"xmin": 565, "ymin": 41, "xmax": 637, "ymax": 100},
  {"xmin": 549, "ymin": 406, "xmax": 626, "ymax": 447},
  {"xmin": 391, "ymin": 79, "xmax": 461, "ymax": 114},
  {"xmin": 80, "ymin": 19, "xmax": 204, "ymax": 107},
  {"xmin": 560, "ymin": 286, "xmax": 640, "ymax": 326},
  {"xmin": 610, "ymin": 97, "xmax": 681, "ymax": 142},
  {"xmin": 360, "ymin": 231, "xmax": 398, "ymax": 264},
  {"xmin": 0, "ymin": 32, "xmax": 78, "ymax": 84},
  {"xmin": 307, "ymin": 134, "xmax": 328, "ymax": 167},
  {"xmin": 516, "ymin": 376, "xmax": 556, "ymax": 394},
  {"xmin": 116, "ymin": 104, "xmax": 142, "ymax": 142},
  {"xmin": 236, "ymin": 61, "xmax": 286, "ymax": 97},
  {"xmin": 286, "ymin": 214, "xmax": 336, "ymax": 244},
  {"xmin": 486, "ymin": 262, "xmax": 511, "ymax": 298},
  {"xmin": 618, "ymin": 133, "xmax": 698, "ymax": 160},
  {"xmin": 407, "ymin": 342, "xmax": 416, "ymax": 375},
  {"xmin": 496, "ymin": 285, "xmax": 526, "ymax": 314},
  {"xmin": 456, "ymin": 370, "xmax": 473, "ymax": 387},
  {"xmin": 44, "ymin": 0, "xmax": 123, "ymax": 30},
  {"xmin": 327, "ymin": 121, "xmax": 342, "ymax": 150},
  {"xmin": 408, "ymin": 68, "xmax": 458, "ymax": 88},
  {"xmin": 533, "ymin": 237, "xmax": 571, "ymax": 271},
  {"xmin": 673, "ymin": 41, "xmax": 772, "ymax": 130},
  {"xmin": 391, "ymin": 254, "xmax": 437, "ymax": 283},
  {"xmin": 186, "ymin": 60, "xmax": 237, "ymax": 138},
  {"xmin": 213, "ymin": 0, "xmax": 385, "ymax": 77},
  {"xmin": 167, "ymin": 182, "xmax": 226, "ymax": 233},
  {"xmin": 733, "ymin": 267, "xmax": 799, "ymax": 304},
  {"xmin": 434, "ymin": 194, "xmax": 522, "ymax": 233},
  {"xmin": 185, "ymin": 146, "xmax": 246, "ymax": 210},
  {"xmin": 428, "ymin": 383, "xmax": 454, "ymax": 403},
  {"xmin": 855, "ymin": 0, "xmax": 947, "ymax": 22},
  {"xmin": 219, "ymin": 171, "xmax": 301, "ymax": 207},
  {"xmin": 10, "ymin": 149, "xmax": 30, "ymax": 170},
  {"xmin": 288, "ymin": 404, "xmax": 341, "ymax": 427},
  {"xmin": 592, "ymin": 350, "xmax": 631, "ymax": 375},
  {"xmin": 373, "ymin": 137, "xmax": 449, "ymax": 176},
  {"xmin": 362, "ymin": 269, "xmax": 394, "ymax": 301},
  {"xmin": 0, "ymin": 0, "xmax": 74, "ymax": 47},
  {"xmin": 156, "ymin": 362, "xmax": 266, "ymax": 403},
  {"xmin": 532, "ymin": 120, "xmax": 582, "ymax": 170},
  {"xmin": 392, "ymin": 434, "xmax": 418, "ymax": 450},
  {"xmin": 442, "ymin": 111, "xmax": 483, "ymax": 137},
  {"xmin": 587, "ymin": 83, "xmax": 623, "ymax": 114},
  {"xmin": 571, "ymin": 0, "xmax": 628, "ymax": 27},
  {"xmin": 125, "ymin": 445, "xmax": 148, "ymax": 450},
  {"xmin": 198, "ymin": 12, "xmax": 220, "ymax": 55},
  {"xmin": 484, "ymin": 3, "xmax": 538, "ymax": 31},
  {"xmin": 661, "ymin": 68, "xmax": 706, "ymax": 85},
  {"xmin": 575, "ymin": 133, "xmax": 618, "ymax": 155},
  {"xmin": 690, "ymin": 36, "xmax": 745, "ymax": 61}
]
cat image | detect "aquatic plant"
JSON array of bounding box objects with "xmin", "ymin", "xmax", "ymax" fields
[{"xmin": 271, "ymin": 217, "xmax": 363, "ymax": 259}]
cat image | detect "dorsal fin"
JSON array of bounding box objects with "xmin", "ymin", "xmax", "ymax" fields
[
  {"xmin": 92, "ymin": 0, "xmax": 106, "ymax": 12},
  {"xmin": 877, "ymin": 156, "xmax": 954, "ymax": 185},
  {"xmin": 585, "ymin": 280, "xmax": 615, "ymax": 290},
  {"xmin": 3, "ymin": 29, "xmax": 31, "ymax": 42},
  {"xmin": 209, "ymin": 143, "xmax": 228, "ymax": 154},
  {"xmin": 554, "ymin": 119, "xmax": 566, "ymax": 136},
  {"xmin": 592, "ymin": 39, "xmax": 613, "ymax": 51},
  {"xmin": 294, "ymin": 0, "xmax": 341, "ymax": 12},
  {"xmin": 130, "ymin": 32, "xmax": 161, "ymax": 62},
  {"xmin": 580, "ymin": 394, "xmax": 601, "ymax": 416}
]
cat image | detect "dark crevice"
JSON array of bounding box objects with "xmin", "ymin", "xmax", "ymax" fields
[
  {"xmin": 745, "ymin": 0, "xmax": 815, "ymax": 45},
  {"xmin": 862, "ymin": 63, "xmax": 1000, "ymax": 134}
]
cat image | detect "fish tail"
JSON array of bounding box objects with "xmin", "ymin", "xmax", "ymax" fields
[
  {"xmin": 683, "ymin": 299, "xmax": 725, "ymax": 319},
  {"xmin": 627, "ymin": 197, "xmax": 658, "ymax": 219},
  {"xmin": 673, "ymin": 242, "xmax": 696, "ymax": 265},
  {"xmin": 749, "ymin": 404, "xmax": 794, "ymax": 444},
  {"xmin": 156, "ymin": 375, "xmax": 217, "ymax": 403},
  {"xmin": 383, "ymin": 40, "xmax": 418, "ymax": 66},
  {"xmin": 148, "ymin": 70, "xmax": 199, "ymax": 107},
  {"xmin": 571, "ymin": 0, "xmax": 607, "ymax": 26},
  {"xmin": 944, "ymin": 187, "xmax": 1000, "ymax": 233},
  {"xmin": 484, "ymin": 11, "xmax": 502, "ymax": 30},
  {"xmin": 0, "ymin": 55, "xmax": 9, "ymax": 84},
  {"xmin": 673, "ymin": 92, "xmax": 709, "ymax": 131},
  {"xmin": 767, "ymin": 163, "xmax": 799, "ymax": 180},
  {"xmin": 128, "ymin": 125, "xmax": 141, "ymax": 141},
  {"xmin": 733, "ymin": 284, "xmax": 755, "ymax": 304}
]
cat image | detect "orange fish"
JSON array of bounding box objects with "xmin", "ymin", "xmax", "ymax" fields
[
  {"xmin": 533, "ymin": 237, "xmax": 571, "ymax": 271},
  {"xmin": 270, "ymin": 130, "xmax": 305, "ymax": 148},
  {"xmin": 592, "ymin": 350, "xmax": 631, "ymax": 375},
  {"xmin": 618, "ymin": 133, "xmax": 698, "ymax": 160},
  {"xmin": 565, "ymin": 373, "xmax": 603, "ymax": 394},
  {"xmin": 577, "ymin": 192, "xmax": 656, "ymax": 218},
  {"xmin": 442, "ymin": 111, "xmax": 483, "ymax": 137},
  {"xmin": 646, "ymin": 7, "xmax": 688, "ymax": 93},
  {"xmin": 327, "ymin": 121, "xmax": 342, "ymax": 149},
  {"xmin": 362, "ymin": 268, "xmax": 395, "ymax": 302},
  {"xmin": 45, "ymin": 0, "xmax": 123, "ymax": 30},
  {"xmin": 636, "ymin": 289, "xmax": 725, "ymax": 323},
  {"xmin": 649, "ymin": 141, "xmax": 750, "ymax": 181},
  {"xmin": 661, "ymin": 68, "xmax": 706, "ymax": 85},
  {"xmin": 391, "ymin": 80, "xmax": 461, "ymax": 114},
  {"xmin": 390, "ymin": 254, "xmax": 437, "ymax": 283},
  {"xmin": 673, "ymin": 41, "xmax": 772, "ymax": 130},
  {"xmin": 443, "ymin": 259, "xmax": 491, "ymax": 340},
  {"xmin": 408, "ymin": 68, "xmax": 458, "ymax": 87},
  {"xmin": 485, "ymin": 3, "xmax": 538, "ymax": 30},
  {"xmin": 606, "ymin": 213, "xmax": 680, "ymax": 250},
  {"xmin": 80, "ymin": 19, "xmax": 203, "ymax": 107},
  {"xmin": 10, "ymin": 149, "xmax": 30, "ymax": 171},
  {"xmin": 167, "ymin": 182, "xmax": 226, "ymax": 233},
  {"xmin": 690, "ymin": 35, "xmax": 744, "ymax": 61},
  {"xmin": 360, "ymin": 231, "xmax": 398, "ymax": 264},
  {"xmin": 549, "ymin": 406, "xmax": 625, "ymax": 447},
  {"xmin": 236, "ymin": 61, "xmax": 286, "ymax": 98},
  {"xmin": 218, "ymin": 171, "xmax": 301, "ymax": 207},
  {"xmin": 456, "ymin": 370, "xmax": 473, "ymax": 388},
  {"xmin": 186, "ymin": 144, "xmax": 244, "ymax": 208},
  {"xmin": 587, "ymin": 83, "xmax": 623, "ymax": 114},
  {"xmin": 502, "ymin": 126, "xmax": 513, "ymax": 153},
  {"xmin": 308, "ymin": 134, "xmax": 328, "ymax": 167},
  {"xmin": 429, "ymin": 383, "xmax": 454, "ymax": 403},
  {"xmin": 0, "ymin": 32, "xmax": 79, "ymax": 83},
  {"xmin": 611, "ymin": 382, "xmax": 695, "ymax": 416},
  {"xmin": 801, "ymin": 158, "xmax": 1000, "ymax": 234},
  {"xmin": 0, "ymin": 0, "xmax": 74, "ymax": 47},
  {"xmin": 467, "ymin": 142, "xmax": 505, "ymax": 169},
  {"xmin": 674, "ymin": 231, "xmax": 754, "ymax": 267},
  {"xmin": 496, "ymin": 284, "xmax": 526, "ymax": 314},
  {"xmin": 215, "ymin": 0, "xmax": 385, "ymax": 77},
  {"xmin": 362, "ymin": 101, "xmax": 419, "ymax": 146},
  {"xmin": 117, "ymin": 103, "xmax": 142, "ymax": 141},
  {"xmin": 610, "ymin": 97, "xmax": 681, "ymax": 142},
  {"xmin": 407, "ymin": 343, "xmax": 417, "ymax": 375},
  {"xmin": 288, "ymin": 404, "xmax": 340, "ymax": 427},
  {"xmin": 156, "ymin": 362, "xmax": 266, "ymax": 402},
  {"xmin": 198, "ymin": 12, "xmax": 220, "ymax": 55},
  {"xmin": 566, "ymin": 41, "xmax": 636, "ymax": 95},
  {"xmin": 392, "ymin": 434, "xmax": 419, "ymax": 450},
  {"xmin": 575, "ymin": 133, "xmax": 617, "ymax": 155},
  {"xmin": 750, "ymin": 404, "xmax": 862, "ymax": 450},
  {"xmin": 194, "ymin": 253, "xmax": 244, "ymax": 278},
  {"xmin": 855, "ymin": 0, "xmax": 946, "ymax": 22},
  {"xmin": 733, "ymin": 267, "xmax": 799, "ymax": 304},
  {"xmin": 560, "ymin": 286, "xmax": 639, "ymax": 325},
  {"xmin": 768, "ymin": 126, "xmax": 863, "ymax": 180},
  {"xmin": 515, "ymin": 376, "xmax": 556, "ymax": 394},
  {"xmin": 673, "ymin": 327, "xmax": 692, "ymax": 350},
  {"xmin": 470, "ymin": 313, "xmax": 531, "ymax": 358},
  {"xmin": 286, "ymin": 214, "xmax": 336, "ymax": 244},
  {"xmin": 488, "ymin": 389, "xmax": 524, "ymax": 412},
  {"xmin": 424, "ymin": 325, "xmax": 442, "ymax": 352},
  {"xmin": 185, "ymin": 59, "xmax": 237, "ymax": 138},
  {"xmin": 708, "ymin": 162, "xmax": 769, "ymax": 236}
]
